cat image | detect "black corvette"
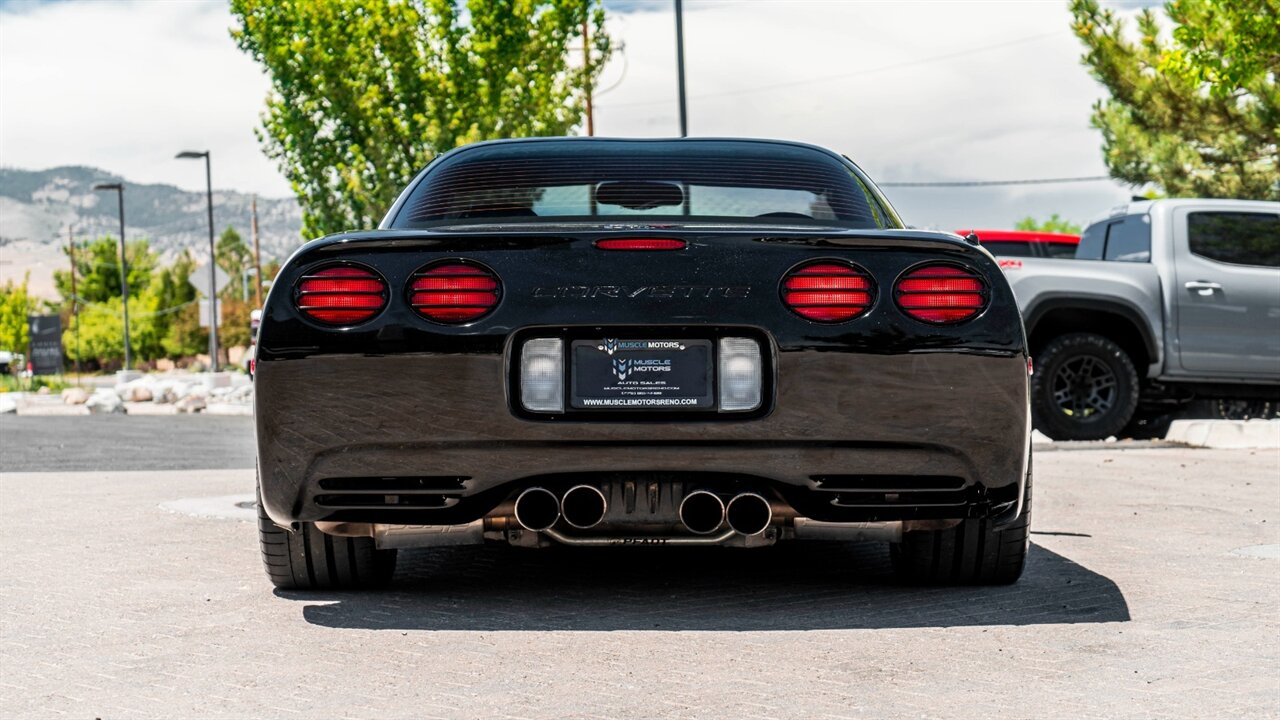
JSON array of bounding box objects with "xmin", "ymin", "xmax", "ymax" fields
[{"xmin": 255, "ymin": 137, "xmax": 1032, "ymax": 589}]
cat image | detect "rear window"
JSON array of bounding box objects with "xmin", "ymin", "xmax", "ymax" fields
[
  {"xmin": 983, "ymin": 241, "xmax": 1034, "ymax": 257},
  {"xmin": 1188, "ymin": 212, "xmax": 1280, "ymax": 267},
  {"xmin": 1077, "ymin": 214, "xmax": 1150, "ymax": 262},
  {"xmin": 1042, "ymin": 242, "xmax": 1078, "ymax": 258},
  {"xmin": 392, "ymin": 141, "xmax": 892, "ymax": 229}
]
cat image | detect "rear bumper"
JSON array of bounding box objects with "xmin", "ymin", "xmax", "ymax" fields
[{"xmin": 256, "ymin": 348, "xmax": 1030, "ymax": 528}]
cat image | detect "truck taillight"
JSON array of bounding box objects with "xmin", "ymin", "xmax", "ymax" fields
[
  {"xmin": 781, "ymin": 261, "xmax": 875, "ymax": 322},
  {"xmin": 409, "ymin": 262, "xmax": 501, "ymax": 323},
  {"xmin": 295, "ymin": 265, "xmax": 387, "ymax": 325},
  {"xmin": 894, "ymin": 264, "xmax": 987, "ymax": 323}
]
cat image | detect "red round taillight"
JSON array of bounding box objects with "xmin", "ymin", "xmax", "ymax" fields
[
  {"xmin": 894, "ymin": 264, "xmax": 988, "ymax": 323},
  {"xmin": 409, "ymin": 262, "xmax": 501, "ymax": 323},
  {"xmin": 295, "ymin": 265, "xmax": 387, "ymax": 325},
  {"xmin": 781, "ymin": 260, "xmax": 875, "ymax": 322}
]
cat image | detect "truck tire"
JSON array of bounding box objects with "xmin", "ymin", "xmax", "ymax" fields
[
  {"xmin": 891, "ymin": 465, "xmax": 1031, "ymax": 585},
  {"xmin": 1032, "ymin": 333, "xmax": 1139, "ymax": 441},
  {"xmin": 257, "ymin": 491, "xmax": 397, "ymax": 590}
]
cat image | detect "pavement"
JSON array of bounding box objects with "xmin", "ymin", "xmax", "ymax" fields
[
  {"xmin": 0, "ymin": 415, "xmax": 256, "ymax": 472},
  {"xmin": 0, "ymin": 416, "xmax": 1278, "ymax": 718}
]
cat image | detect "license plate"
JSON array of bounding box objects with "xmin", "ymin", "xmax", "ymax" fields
[{"xmin": 570, "ymin": 339, "xmax": 713, "ymax": 410}]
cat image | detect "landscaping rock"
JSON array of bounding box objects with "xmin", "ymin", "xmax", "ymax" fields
[
  {"xmin": 85, "ymin": 390, "xmax": 125, "ymax": 415},
  {"xmin": 175, "ymin": 395, "xmax": 207, "ymax": 414},
  {"xmin": 61, "ymin": 388, "xmax": 89, "ymax": 405},
  {"xmin": 122, "ymin": 385, "xmax": 154, "ymax": 402}
]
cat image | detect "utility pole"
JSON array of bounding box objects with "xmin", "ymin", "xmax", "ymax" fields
[
  {"xmin": 251, "ymin": 195, "xmax": 263, "ymax": 307},
  {"xmin": 674, "ymin": 0, "xmax": 688, "ymax": 137},
  {"xmin": 67, "ymin": 227, "xmax": 81, "ymax": 382},
  {"xmin": 583, "ymin": 15, "xmax": 594, "ymax": 136}
]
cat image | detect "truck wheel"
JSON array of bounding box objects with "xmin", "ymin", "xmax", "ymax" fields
[
  {"xmin": 891, "ymin": 466, "xmax": 1031, "ymax": 585},
  {"xmin": 257, "ymin": 491, "xmax": 396, "ymax": 590},
  {"xmin": 1032, "ymin": 333, "xmax": 1139, "ymax": 441}
]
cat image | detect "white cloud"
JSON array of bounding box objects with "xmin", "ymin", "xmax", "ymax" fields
[
  {"xmin": 0, "ymin": 0, "xmax": 283, "ymax": 196},
  {"xmin": 593, "ymin": 0, "xmax": 1136, "ymax": 228},
  {"xmin": 2, "ymin": 0, "xmax": 1139, "ymax": 228}
]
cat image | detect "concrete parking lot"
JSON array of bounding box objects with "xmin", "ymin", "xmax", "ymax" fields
[{"xmin": 1, "ymin": 416, "xmax": 1277, "ymax": 718}]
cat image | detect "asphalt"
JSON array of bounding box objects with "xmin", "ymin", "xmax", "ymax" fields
[
  {"xmin": 0, "ymin": 414, "xmax": 256, "ymax": 472},
  {"xmin": 1, "ymin": 447, "xmax": 1276, "ymax": 718}
]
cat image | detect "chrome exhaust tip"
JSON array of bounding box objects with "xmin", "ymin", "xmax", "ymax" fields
[
  {"xmin": 726, "ymin": 493, "xmax": 773, "ymax": 536},
  {"xmin": 679, "ymin": 490, "xmax": 725, "ymax": 535},
  {"xmin": 561, "ymin": 484, "xmax": 608, "ymax": 529},
  {"xmin": 514, "ymin": 487, "xmax": 560, "ymax": 531}
]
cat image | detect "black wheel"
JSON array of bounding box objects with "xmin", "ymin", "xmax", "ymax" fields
[
  {"xmin": 1032, "ymin": 333, "xmax": 1139, "ymax": 441},
  {"xmin": 257, "ymin": 489, "xmax": 396, "ymax": 590},
  {"xmin": 891, "ymin": 465, "xmax": 1031, "ymax": 585}
]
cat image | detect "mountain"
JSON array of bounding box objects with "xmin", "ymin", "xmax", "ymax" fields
[{"xmin": 0, "ymin": 166, "xmax": 304, "ymax": 299}]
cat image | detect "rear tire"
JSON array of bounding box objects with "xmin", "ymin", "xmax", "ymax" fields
[
  {"xmin": 1032, "ymin": 333, "xmax": 1139, "ymax": 441},
  {"xmin": 257, "ymin": 490, "xmax": 397, "ymax": 590},
  {"xmin": 891, "ymin": 467, "xmax": 1031, "ymax": 585}
]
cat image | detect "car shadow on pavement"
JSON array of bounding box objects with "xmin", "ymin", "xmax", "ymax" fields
[{"xmin": 288, "ymin": 541, "xmax": 1130, "ymax": 631}]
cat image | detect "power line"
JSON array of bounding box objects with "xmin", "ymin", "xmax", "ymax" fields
[
  {"xmin": 599, "ymin": 30, "xmax": 1064, "ymax": 108},
  {"xmin": 67, "ymin": 293, "xmax": 200, "ymax": 318},
  {"xmin": 879, "ymin": 175, "xmax": 1113, "ymax": 188}
]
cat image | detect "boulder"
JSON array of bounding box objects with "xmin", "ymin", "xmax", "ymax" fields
[
  {"xmin": 152, "ymin": 385, "xmax": 178, "ymax": 404},
  {"xmin": 0, "ymin": 394, "xmax": 17, "ymax": 414},
  {"xmin": 122, "ymin": 385, "xmax": 154, "ymax": 402},
  {"xmin": 175, "ymin": 395, "xmax": 207, "ymax": 414},
  {"xmin": 61, "ymin": 387, "xmax": 90, "ymax": 405},
  {"xmin": 85, "ymin": 390, "xmax": 126, "ymax": 415}
]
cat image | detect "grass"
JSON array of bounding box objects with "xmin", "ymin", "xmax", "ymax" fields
[{"xmin": 0, "ymin": 375, "xmax": 74, "ymax": 394}]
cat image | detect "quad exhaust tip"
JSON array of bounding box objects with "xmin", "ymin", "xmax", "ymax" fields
[
  {"xmin": 679, "ymin": 490, "xmax": 726, "ymax": 535},
  {"xmin": 726, "ymin": 493, "xmax": 773, "ymax": 536},
  {"xmin": 561, "ymin": 484, "xmax": 608, "ymax": 529},
  {"xmin": 514, "ymin": 487, "xmax": 561, "ymax": 532}
]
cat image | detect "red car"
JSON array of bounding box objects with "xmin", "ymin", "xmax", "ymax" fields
[{"xmin": 955, "ymin": 230, "xmax": 1080, "ymax": 260}]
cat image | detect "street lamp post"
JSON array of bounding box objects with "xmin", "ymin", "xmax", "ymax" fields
[
  {"xmin": 674, "ymin": 0, "xmax": 688, "ymax": 137},
  {"xmin": 177, "ymin": 150, "xmax": 219, "ymax": 372},
  {"xmin": 91, "ymin": 182, "xmax": 131, "ymax": 370}
]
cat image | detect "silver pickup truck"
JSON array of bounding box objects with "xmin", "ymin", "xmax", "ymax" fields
[{"xmin": 998, "ymin": 198, "xmax": 1279, "ymax": 440}]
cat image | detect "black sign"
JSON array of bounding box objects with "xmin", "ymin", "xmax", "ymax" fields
[
  {"xmin": 570, "ymin": 338, "xmax": 713, "ymax": 410},
  {"xmin": 27, "ymin": 315, "xmax": 62, "ymax": 376}
]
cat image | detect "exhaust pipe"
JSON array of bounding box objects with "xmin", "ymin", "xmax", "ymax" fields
[
  {"xmin": 561, "ymin": 484, "xmax": 608, "ymax": 529},
  {"xmin": 514, "ymin": 487, "xmax": 560, "ymax": 531},
  {"xmin": 679, "ymin": 490, "xmax": 725, "ymax": 535},
  {"xmin": 726, "ymin": 493, "xmax": 773, "ymax": 536}
]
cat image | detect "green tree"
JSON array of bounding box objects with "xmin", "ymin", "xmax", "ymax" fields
[
  {"xmin": 159, "ymin": 252, "xmax": 206, "ymax": 358},
  {"xmin": 219, "ymin": 297, "xmax": 254, "ymax": 349},
  {"xmin": 1014, "ymin": 214, "xmax": 1083, "ymax": 234},
  {"xmin": 0, "ymin": 274, "xmax": 32, "ymax": 356},
  {"xmin": 54, "ymin": 237, "xmax": 158, "ymax": 305},
  {"xmin": 1161, "ymin": 0, "xmax": 1280, "ymax": 96},
  {"xmin": 1070, "ymin": 0, "xmax": 1279, "ymax": 199},
  {"xmin": 216, "ymin": 227, "xmax": 252, "ymax": 298},
  {"xmin": 231, "ymin": 0, "xmax": 612, "ymax": 237}
]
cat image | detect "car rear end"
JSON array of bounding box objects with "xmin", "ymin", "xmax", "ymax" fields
[{"xmin": 255, "ymin": 139, "xmax": 1032, "ymax": 588}]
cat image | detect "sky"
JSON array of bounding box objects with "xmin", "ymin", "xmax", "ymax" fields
[{"xmin": 0, "ymin": 0, "xmax": 1156, "ymax": 230}]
